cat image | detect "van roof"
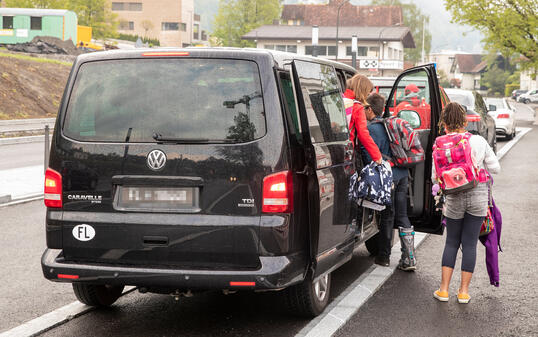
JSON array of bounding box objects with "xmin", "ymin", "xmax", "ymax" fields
[{"xmin": 74, "ymin": 47, "xmax": 356, "ymax": 73}]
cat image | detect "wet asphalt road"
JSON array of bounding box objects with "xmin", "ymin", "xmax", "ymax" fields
[
  {"xmin": 1, "ymin": 101, "xmax": 535, "ymax": 336},
  {"xmin": 335, "ymin": 120, "xmax": 538, "ymax": 337}
]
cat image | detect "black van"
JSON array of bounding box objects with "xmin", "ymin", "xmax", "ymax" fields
[{"xmin": 42, "ymin": 48, "xmax": 443, "ymax": 316}]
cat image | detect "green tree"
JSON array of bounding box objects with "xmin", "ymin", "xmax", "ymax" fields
[
  {"xmin": 213, "ymin": 0, "xmax": 281, "ymax": 47},
  {"xmin": 68, "ymin": 0, "xmax": 118, "ymax": 40},
  {"xmin": 372, "ymin": 0, "xmax": 432, "ymax": 64},
  {"xmin": 5, "ymin": 0, "xmax": 68, "ymax": 8},
  {"xmin": 445, "ymin": 0, "xmax": 538, "ymax": 70}
]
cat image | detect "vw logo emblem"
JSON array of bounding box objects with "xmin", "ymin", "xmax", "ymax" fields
[{"xmin": 147, "ymin": 150, "xmax": 167, "ymax": 171}]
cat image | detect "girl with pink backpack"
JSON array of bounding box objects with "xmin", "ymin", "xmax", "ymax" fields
[{"xmin": 432, "ymin": 102, "xmax": 500, "ymax": 304}]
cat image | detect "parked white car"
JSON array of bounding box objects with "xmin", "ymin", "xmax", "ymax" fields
[
  {"xmin": 485, "ymin": 97, "xmax": 517, "ymax": 139},
  {"xmin": 517, "ymin": 89, "xmax": 538, "ymax": 104}
]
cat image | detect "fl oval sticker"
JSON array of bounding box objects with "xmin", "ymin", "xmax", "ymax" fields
[{"xmin": 72, "ymin": 224, "xmax": 95, "ymax": 242}]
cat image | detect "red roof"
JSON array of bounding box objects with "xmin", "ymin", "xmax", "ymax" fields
[
  {"xmin": 281, "ymin": 3, "xmax": 403, "ymax": 27},
  {"xmin": 455, "ymin": 54, "xmax": 486, "ymax": 73}
]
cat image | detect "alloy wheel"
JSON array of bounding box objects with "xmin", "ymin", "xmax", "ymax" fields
[{"xmin": 314, "ymin": 274, "xmax": 329, "ymax": 302}]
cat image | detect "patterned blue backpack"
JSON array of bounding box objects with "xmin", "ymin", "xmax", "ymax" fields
[{"xmin": 348, "ymin": 161, "xmax": 393, "ymax": 209}]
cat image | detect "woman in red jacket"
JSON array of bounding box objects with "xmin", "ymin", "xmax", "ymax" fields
[{"xmin": 344, "ymin": 74, "xmax": 382, "ymax": 164}]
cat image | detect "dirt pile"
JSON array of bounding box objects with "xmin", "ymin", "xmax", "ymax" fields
[
  {"xmin": 0, "ymin": 51, "xmax": 71, "ymax": 119},
  {"xmin": 6, "ymin": 36, "xmax": 81, "ymax": 56}
]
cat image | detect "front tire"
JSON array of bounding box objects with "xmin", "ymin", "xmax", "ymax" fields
[
  {"xmin": 524, "ymin": 99, "xmax": 530, "ymax": 104},
  {"xmin": 284, "ymin": 273, "xmax": 331, "ymax": 317},
  {"xmin": 72, "ymin": 283, "xmax": 124, "ymax": 307}
]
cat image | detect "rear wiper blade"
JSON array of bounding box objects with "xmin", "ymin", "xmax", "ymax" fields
[{"xmin": 152, "ymin": 132, "xmax": 221, "ymax": 144}]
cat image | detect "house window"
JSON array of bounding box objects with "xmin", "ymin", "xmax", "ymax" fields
[
  {"xmin": 128, "ymin": 2, "xmax": 142, "ymax": 11},
  {"xmin": 193, "ymin": 24, "xmax": 199, "ymax": 39},
  {"xmin": 347, "ymin": 46, "xmax": 367, "ymax": 56},
  {"xmin": 112, "ymin": 2, "xmax": 142, "ymax": 11},
  {"xmin": 111, "ymin": 2, "xmax": 124, "ymax": 11},
  {"xmin": 180, "ymin": 23, "xmax": 187, "ymax": 31},
  {"xmin": 327, "ymin": 46, "xmax": 336, "ymax": 56},
  {"xmin": 119, "ymin": 21, "xmax": 134, "ymax": 30},
  {"xmin": 162, "ymin": 22, "xmax": 179, "ymax": 31},
  {"xmin": 30, "ymin": 17, "xmax": 42, "ymax": 30},
  {"xmin": 2, "ymin": 16, "xmax": 13, "ymax": 29},
  {"xmin": 369, "ymin": 46, "xmax": 379, "ymax": 56},
  {"xmin": 201, "ymin": 30, "xmax": 207, "ymax": 40},
  {"xmin": 265, "ymin": 45, "xmax": 297, "ymax": 53},
  {"xmin": 305, "ymin": 45, "xmax": 328, "ymax": 56}
]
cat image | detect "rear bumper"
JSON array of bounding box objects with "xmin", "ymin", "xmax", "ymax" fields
[{"xmin": 41, "ymin": 248, "xmax": 308, "ymax": 290}]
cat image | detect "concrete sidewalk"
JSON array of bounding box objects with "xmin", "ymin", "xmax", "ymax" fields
[{"xmin": 0, "ymin": 165, "xmax": 43, "ymax": 204}]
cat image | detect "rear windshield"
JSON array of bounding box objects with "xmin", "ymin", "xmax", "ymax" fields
[
  {"xmin": 63, "ymin": 58, "xmax": 266, "ymax": 143},
  {"xmin": 446, "ymin": 93, "xmax": 473, "ymax": 108}
]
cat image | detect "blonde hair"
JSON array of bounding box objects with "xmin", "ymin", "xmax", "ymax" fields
[{"xmin": 346, "ymin": 74, "xmax": 373, "ymax": 105}]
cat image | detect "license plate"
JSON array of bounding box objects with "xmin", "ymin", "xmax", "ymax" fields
[{"xmin": 115, "ymin": 186, "xmax": 199, "ymax": 212}]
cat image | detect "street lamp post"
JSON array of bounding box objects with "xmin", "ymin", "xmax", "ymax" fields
[
  {"xmin": 335, "ymin": 0, "xmax": 349, "ymax": 61},
  {"xmin": 378, "ymin": 23, "xmax": 401, "ymax": 76},
  {"xmin": 312, "ymin": 25, "xmax": 319, "ymax": 57}
]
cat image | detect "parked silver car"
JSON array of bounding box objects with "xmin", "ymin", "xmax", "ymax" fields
[
  {"xmin": 485, "ymin": 97, "xmax": 517, "ymax": 139},
  {"xmin": 517, "ymin": 89, "xmax": 538, "ymax": 104}
]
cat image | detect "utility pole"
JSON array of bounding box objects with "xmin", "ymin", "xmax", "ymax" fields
[
  {"xmin": 335, "ymin": 0, "xmax": 348, "ymax": 61},
  {"xmin": 312, "ymin": 25, "xmax": 319, "ymax": 57},
  {"xmin": 421, "ymin": 17, "xmax": 425, "ymax": 64}
]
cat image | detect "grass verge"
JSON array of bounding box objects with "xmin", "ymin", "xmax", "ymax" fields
[{"xmin": 0, "ymin": 52, "xmax": 72, "ymax": 66}]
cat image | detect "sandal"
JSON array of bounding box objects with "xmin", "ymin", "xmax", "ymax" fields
[{"xmin": 433, "ymin": 289, "xmax": 449, "ymax": 302}]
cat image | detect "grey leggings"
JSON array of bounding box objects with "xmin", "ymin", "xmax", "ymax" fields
[{"xmin": 442, "ymin": 213, "xmax": 484, "ymax": 273}]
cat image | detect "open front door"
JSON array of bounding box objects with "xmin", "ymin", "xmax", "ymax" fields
[
  {"xmin": 384, "ymin": 64, "xmax": 443, "ymax": 234},
  {"xmin": 291, "ymin": 60, "xmax": 355, "ymax": 278}
]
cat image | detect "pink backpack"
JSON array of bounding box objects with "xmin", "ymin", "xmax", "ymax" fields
[{"xmin": 433, "ymin": 132, "xmax": 480, "ymax": 194}]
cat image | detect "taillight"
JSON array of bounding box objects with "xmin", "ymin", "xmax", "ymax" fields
[
  {"xmin": 44, "ymin": 168, "xmax": 62, "ymax": 208},
  {"xmin": 497, "ymin": 114, "xmax": 510, "ymax": 119},
  {"xmin": 262, "ymin": 171, "xmax": 293, "ymax": 213},
  {"xmin": 466, "ymin": 115, "xmax": 481, "ymax": 122}
]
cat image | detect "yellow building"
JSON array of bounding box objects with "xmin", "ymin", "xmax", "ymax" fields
[{"xmin": 110, "ymin": 0, "xmax": 206, "ymax": 47}]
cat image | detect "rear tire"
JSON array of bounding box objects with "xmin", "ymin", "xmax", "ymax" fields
[
  {"xmin": 365, "ymin": 233, "xmax": 380, "ymax": 256},
  {"xmin": 284, "ymin": 273, "xmax": 331, "ymax": 317},
  {"xmin": 72, "ymin": 283, "xmax": 124, "ymax": 307}
]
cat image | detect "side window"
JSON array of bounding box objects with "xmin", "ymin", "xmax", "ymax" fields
[
  {"xmin": 279, "ymin": 72, "xmax": 302, "ymax": 144},
  {"xmin": 294, "ymin": 60, "xmax": 348, "ymax": 143},
  {"xmin": 386, "ymin": 69, "xmax": 431, "ymax": 130},
  {"xmin": 474, "ymin": 92, "xmax": 487, "ymax": 116},
  {"xmin": 336, "ymin": 70, "xmax": 346, "ymax": 92}
]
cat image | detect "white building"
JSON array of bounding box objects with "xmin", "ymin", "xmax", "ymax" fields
[
  {"xmin": 520, "ymin": 68, "xmax": 537, "ymax": 91},
  {"xmin": 242, "ymin": 25, "xmax": 415, "ymax": 77}
]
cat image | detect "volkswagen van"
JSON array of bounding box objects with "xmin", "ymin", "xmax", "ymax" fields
[{"xmin": 42, "ymin": 48, "xmax": 444, "ymax": 316}]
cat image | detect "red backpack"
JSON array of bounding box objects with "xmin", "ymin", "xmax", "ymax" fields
[
  {"xmin": 376, "ymin": 116, "xmax": 425, "ymax": 167},
  {"xmin": 432, "ymin": 132, "xmax": 479, "ymax": 194}
]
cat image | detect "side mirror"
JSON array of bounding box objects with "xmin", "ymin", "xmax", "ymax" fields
[
  {"xmin": 461, "ymin": 105, "xmax": 468, "ymax": 112},
  {"xmin": 488, "ymin": 104, "xmax": 497, "ymax": 111},
  {"xmin": 397, "ymin": 110, "xmax": 421, "ymax": 129}
]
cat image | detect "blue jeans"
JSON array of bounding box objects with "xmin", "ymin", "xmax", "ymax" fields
[{"xmin": 378, "ymin": 176, "xmax": 412, "ymax": 257}]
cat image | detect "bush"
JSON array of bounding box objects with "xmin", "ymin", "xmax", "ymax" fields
[
  {"xmin": 505, "ymin": 83, "xmax": 519, "ymax": 97},
  {"xmin": 117, "ymin": 33, "xmax": 160, "ymax": 46}
]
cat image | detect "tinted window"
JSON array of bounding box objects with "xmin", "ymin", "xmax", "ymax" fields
[
  {"xmin": 2, "ymin": 16, "xmax": 13, "ymax": 29},
  {"xmin": 446, "ymin": 92, "xmax": 473, "ymax": 108},
  {"xmin": 280, "ymin": 73, "xmax": 302, "ymax": 144},
  {"xmin": 30, "ymin": 17, "xmax": 41, "ymax": 30},
  {"xmin": 474, "ymin": 92, "xmax": 487, "ymax": 115},
  {"xmin": 64, "ymin": 59, "xmax": 266, "ymax": 143},
  {"xmin": 294, "ymin": 60, "xmax": 348, "ymax": 143}
]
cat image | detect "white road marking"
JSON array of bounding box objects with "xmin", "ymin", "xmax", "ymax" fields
[
  {"xmin": 0, "ymin": 287, "xmax": 136, "ymax": 337},
  {"xmin": 496, "ymin": 127, "xmax": 532, "ymax": 161},
  {"xmin": 295, "ymin": 232, "xmax": 428, "ymax": 337}
]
